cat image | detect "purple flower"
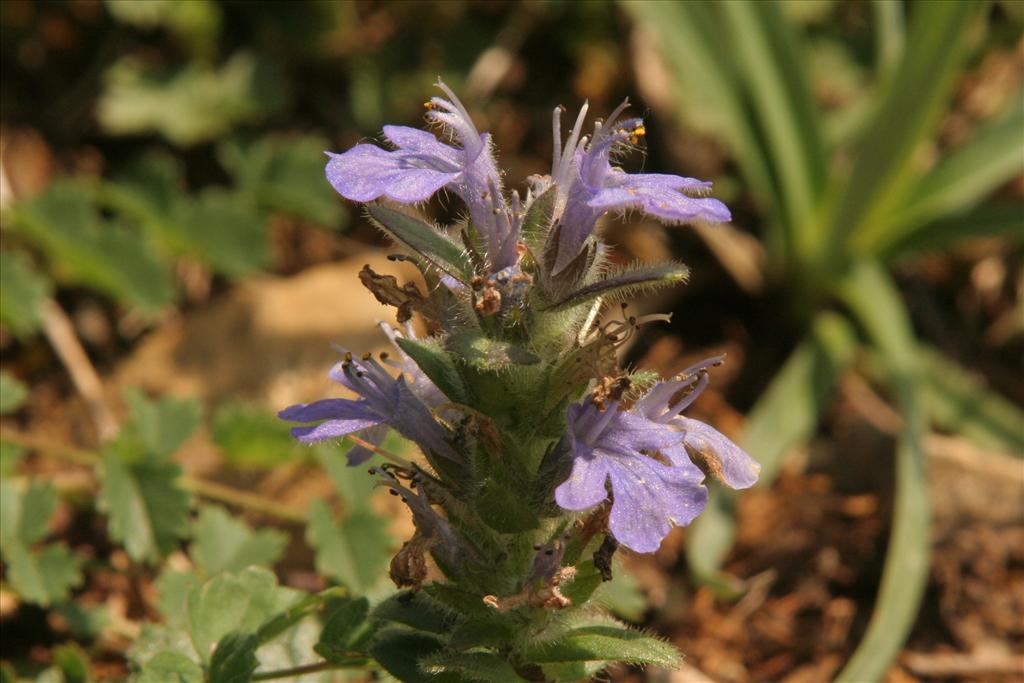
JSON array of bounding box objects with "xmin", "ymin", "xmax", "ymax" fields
[
  {"xmin": 278, "ymin": 349, "xmax": 458, "ymax": 466},
  {"xmin": 554, "ymin": 357, "xmax": 759, "ymax": 553},
  {"xmin": 549, "ymin": 102, "xmax": 732, "ymax": 273},
  {"xmin": 325, "ymin": 82, "xmax": 519, "ymax": 271}
]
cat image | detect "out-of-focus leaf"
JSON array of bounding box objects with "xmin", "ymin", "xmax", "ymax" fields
[
  {"xmin": 155, "ymin": 569, "xmax": 199, "ymax": 628},
  {"xmin": 97, "ymin": 53, "xmax": 287, "ymax": 147},
  {"xmin": 0, "ymin": 480, "xmax": 57, "ymax": 547},
  {"xmin": 54, "ymin": 602, "xmax": 110, "ymax": 642},
  {"xmin": 174, "ymin": 190, "xmax": 268, "ymax": 278},
  {"xmin": 0, "ymin": 371, "xmax": 28, "ymax": 415},
  {"xmin": 838, "ymin": 259, "xmax": 917, "ymax": 374},
  {"xmin": 123, "ymin": 390, "xmax": 201, "ymax": 460},
  {"xmin": 137, "ymin": 651, "xmax": 203, "ymax": 683},
  {"xmin": 687, "ymin": 312, "xmax": 857, "ymax": 583},
  {"xmin": 919, "ymin": 347, "xmax": 1024, "ymax": 455},
  {"xmin": 881, "ymin": 202, "xmax": 1024, "ymax": 260},
  {"xmin": 212, "ymin": 402, "xmax": 301, "ymax": 469},
  {"xmin": 315, "ymin": 596, "xmax": 371, "ymax": 663},
  {"xmin": 10, "ymin": 182, "xmax": 175, "ymax": 313},
  {"xmin": 208, "ymin": 632, "xmax": 258, "ymax": 683},
  {"xmin": 3, "ymin": 542, "xmax": 83, "ymax": 607},
  {"xmin": 191, "ymin": 505, "xmax": 288, "ymax": 576},
  {"xmin": 52, "ymin": 643, "xmax": 91, "ymax": 683},
  {"xmin": 872, "ymin": 0, "xmax": 905, "ymax": 85},
  {"xmin": 306, "ymin": 500, "xmax": 392, "ymax": 596},
  {"xmin": 99, "ymin": 454, "xmax": 193, "ymax": 564},
  {"xmin": 369, "ymin": 629, "xmax": 457, "ymax": 683},
  {"xmin": 0, "ymin": 251, "xmax": 50, "ymax": 338},
  {"xmin": 128, "ymin": 623, "xmax": 199, "ymax": 671},
  {"xmin": 105, "ymin": 0, "xmax": 221, "ymax": 59},
  {"xmin": 836, "ymin": 377, "xmax": 930, "ymax": 682},
  {"xmin": 186, "ymin": 567, "xmax": 297, "ymax": 664},
  {"xmin": 719, "ymin": 0, "xmax": 826, "ymax": 257},
  {"xmin": 830, "ymin": 1, "xmax": 981, "ymax": 257},
  {"xmin": 522, "ymin": 621, "xmax": 680, "ymax": 669},
  {"xmin": 867, "ymin": 103, "xmax": 1024, "ymax": 252},
  {"xmin": 595, "ymin": 569, "xmax": 647, "ymax": 623},
  {"xmin": 0, "ymin": 442, "xmax": 24, "ymax": 477},
  {"xmin": 219, "ymin": 136, "xmax": 344, "ymax": 226}
]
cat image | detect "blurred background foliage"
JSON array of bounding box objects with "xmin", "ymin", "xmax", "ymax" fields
[{"xmin": 0, "ymin": 1, "xmax": 1022, "ymax": 682}]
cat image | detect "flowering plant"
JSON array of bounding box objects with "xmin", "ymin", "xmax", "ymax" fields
[{"xmin": 280, "ymin": 83, "xmax": 759, "ymax": 681}]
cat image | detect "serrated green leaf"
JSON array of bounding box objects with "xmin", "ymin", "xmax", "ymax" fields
[
  {"xmin": 3, "ymin": 542, "xmax": 83, "ymax": 607},
  {"xmin": 128, "ymin": 623, "xmax": 199, "ymax": 670},
  {"xmin": 97, "ymin": 53, "xmax": 286, "ymax": 146},
  {"xmin": 315, "ymin": 596, "xmax": 371, "ymax": 663},
  {"xmin": 208, "ymin": 632, "xmax": 258, "ymax": 683},
  {"xmin": 123, "ymin": 390, "xmax": 201, "ymax": 461},
  {"xmin": 422, "ymin": 651, "xmax": 527, "ymax": 683},
  {"xmin": 394, "ymin": 337, "xmax": 468, "ymax": 404},
  {"xmin": 11, "ymin": 181, "xmax": 175, "ymax": 313},
  {"xmin": 306, "ymin": 501, "xmax": 392, "ymax": 596},
  {"xmin": 191, "ymin": 506, "xmax": 287, "ymax": 576},
  {"xmin": 155, "ymin": 569, "xmax": 200, "ymax": 628},
  {"xmin": 218, "ymin": 135, "xmax": 344, "ymax": 226},
  {"xmin": 53, "ymin": 601, "xmax": 110, "ymax": 641},
  {"xmin": 369, "ymin": 629, "xmax": 458, "ymax": 683},
  {"xmin": 0, "ymin": 251, "xmax": 49, "ymax": 338},
  {"xmin": 543, "ymin": 261, "xmax": 690, "ymax": 311},
  {"xmin": 212, "ymin": 402, "xmax": 302, "ymax": 469},
  {"xmin": 0, "ymin": 479, "xmax": 57, "ymax": 547},
  {"xmin": 186, "ymin": 567, "xmax": 295, "ymax": 663},
  {"xmin": 99, "ymin": 453, "xmax": 193, "ymax": 564},
  {"xmin": 136, "ymin": 651, "xmax": 203, "ymax": 683},
  {"xmin": 0, "ymin": 371, "xmax": 28, "ymax": 415},
  {"xmin": 365, "ymin": 205, "xmax": 473, "ymax": 282},
  {"xmin": 523, "ymin": 622, "xmax": 680, "ymax": 669}
]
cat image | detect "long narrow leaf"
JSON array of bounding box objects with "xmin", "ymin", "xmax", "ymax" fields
[
  {"xmin": 828, "ymin": 1, "xmax": 981, "ymax": 259},
  {"xmin": 366, "ymin": 204, "xmax": 473, "ymax": 282},
  {"xmin": 872, "ymin": 0, "xmax": 906, "ymax": 85},
  {"xmin": 687, "ymin": 312, "xmax": 857, "ymax": 583},
  {"xmin": 720, "ymin": 1, "xmax": 827, "ymax": 258},
  {"xmin": 881, "ymin": 202, "xmax": 1023, "ymax": 260},
  {"xmin": 543, "ymin": 262, "xmax": 689, "ymax": 311}
]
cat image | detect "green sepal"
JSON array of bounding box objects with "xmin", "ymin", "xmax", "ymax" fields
[
  {"xmin": 475, "ymin": 479, "xmax": 541, "ymax": 533},
  {"xmin": 543, "ymin": 261, "xmax": 690, "ymax": 311},
  {"xmin": 521, "ymin": 185, "xmax": 557, "ymax": 253},
  {"xmin": 366, "ymin": 204, "xmax": 473, "ymax": 283},
  {"xmin": 395, "ymin": 336, "xmax": 468, "ymax": 403}
]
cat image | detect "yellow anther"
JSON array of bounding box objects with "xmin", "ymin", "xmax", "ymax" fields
[{"xmin": 423, "ymin": 101, "xmax": 436, "ymax": 110}]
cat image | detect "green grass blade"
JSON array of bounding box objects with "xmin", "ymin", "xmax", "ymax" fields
[
  {"xmin": 720, "ymin": 0, "xmax": 827, "ymax": 258},
  {"xmin": 835, "ymin": 376, "xmax": 930, "ymax": 683},
  {"xmin": 872, "ymin": 0, "xmax": 905, "ymax": 85},
  {"xmin": 828, "ymin": 0, "xmax": 981, "ymax": 260},
  {"xmin": 880, "ymin": 202, "xmax": 1023, "ymax": 260},
  {"xmin": 687, "ymin": 312, "xmax": 857, "ymax": 584}
]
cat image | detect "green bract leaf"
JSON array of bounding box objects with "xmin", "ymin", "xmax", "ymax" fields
[
  {"xmin": 0, "ymin": 251, "xmax": 49, "ymax": 338},
  {"xmin": 520, "ymin": 185, "xmax": 557, "ymax": 252},
  {"xmin": 0, "ymin": 371, "xmax": 29, "ymax": 415},
  {"xmin": 3, "ymin": 542, "xmax": 83, "ymax": 607},
  {"xmin": 543, "ymin": 261, "xmax": 690, "ymax": 311},
  {"xmin": 219, "ymin": 135, "xmax": 344, "ymax": 226},
  {"xmin": 306, "ymin": 500, "xmax": 392, "ymax": 596},
  {"xmin": 208, "ymin": 632, "xmax": 258, "ymax": 683},
  {"xmin": 314, "ymin": 596, "xmax": 371, "ymax": 663},
  {"xmin": 97, "ymin": 53, "xmax": 286, "ymax": 146},
  {"xmin": 474, "ymin": 479, "xmax": 540, "ymax": 533},
  {"xmin": 191, "ymin": 506, "xmax": 288, "ymax": 576},
  {"xmin": 422, "ymin": 651, "xmax": 527, "ymax": 683},
  {"xmin": 365, "ymin": 204, "xmax": 473, "ymax": 283},
  {"xmin": 136, "ymin": 651, "xmax": 203, "ymax": 683},
  {"xmin": 10, "ymin": 181, "xmax": 175, "ymax": 314},
  {"xmin": 394, "ymin": 337, "xmax": 468, "ymax": 404},
  {"xmin": 523, "ymin": 621, "xmax": 680, "ymax": 670},
  {"xmin": 369, "ymin": 629, "xmax": 458, "ymax": 683},
  {"xmin": 99, "ymin": 454, "xmax": 192, "ymax": 564}
]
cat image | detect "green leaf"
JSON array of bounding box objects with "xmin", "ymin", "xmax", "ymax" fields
[
  {"xmin": 3, "ymin": 542, "xmax": 83, "ymax": 607},
  {"xmin": 365, "ymin": 205, "xmax": 473, "ymax": 283},
  {"xmin": 369, "ymin": 629, "xmax": 458, "ymax": 683},
  {"xmin": 136, "ymin": 651, "xmax": 203, "ymax": 683},
  {"xmin": 0, "ymin": 251, "xmax": 50, "ymax": 338},
  {"xmin": 315, "ymin": 596, "xmax": 371, "ymax": 663},
  {"xmin": 372, "ymin": 591, "xmax": 454, "ymax": 634},
  {"xmin": 123, "ymin": 390, "xmax": 201, "ymax": 460},
  {"xmin": 474, "ymin": 478, "xmax": 540, "ymax": 533},
  {"xmin": 306, "ymin": 500, "xmax": 393, "ymax": 596},
  {"xmin": 719, "ymin": 0, "xmax": 826, "ymax": 257},
  {"xmin": 836, "ymin": 377, "xmax": 930, "ymax": 682},
  {"xmin": 218, "ymin": 135, "xmax": 344, "ymax": 226},
  {"xmin": 155, "ymin": 569, "xmax": 199, "ymax": 628},
  {"xmin": 0, "ymin": 371, "xmax": 28, "ymax": 414},
  {"xmin": 543, "ymin": 262, "xmax": 690, "ymax": 311},
  {"xmin": 523, "ymin": 622, "xmax": 680, "ymax": 669},
  {"xmin": 52, "ymin": 643, "xmax": 91, "ymax": 683},
  {"xmin": 422, "ymin": 651, "xmax": 527, "ymax": 683},
  {"xmin": 211, "ymin": 402, "xmax": 302, "ymax": 469},
  {"xmin": 316, "ymin": 444, "xmax": 378, "ymax": 513},
  {"xmin": 173, "ymin": 189, "xmax": 268, "ymax": 278},
  {"xmin": 104, "ymin": 0, "xmax": 220, "ymax": 59},
  {"xmin": 0, "ymin": 480, "xmax": 57, "ymax": 546},
  {"xmin": 831, "ymin": 1, "xmax": 982, "ymax": 256},
  {"xmin": 881, "ymin": 202, "xmax": 1024, "ymax": 260},
  {"xmin": 99, "ymin": 453, "xmax": 193, "ymax": 564},
  {"xmin": 97, "ymin": 53, "xmax": 286, "ymax": 147},
  {"xmin": 919, "ymin": 347, "xmax": 1024, "ymax": 455},
  {"xmin": 687, "ymin": 312, "xmax": 857, "ymax": 583},
  {"xmin": 0, "ymin": 442, "xmax": 25, "ymax": 477},
  {"xmin": 190, "ymin": 506, "xmax": 288, "ymax": 576},
  {"xmin": 208, "ymin": 632, "xmax": 258, "ymax": 683},
  {"xmin": 394, "ymin": 337, "xmax": 468, "ymax": 404},
  {"xmin": 595, "ymin": 570, "xmax": 647, "ymax": 623},
  {"xmin": 872, "ymin": 102, "xmax": 1024, "ymax": 250},
  {"xmin": 186, "ymin": 567, "xmax": 295, "ymax": 663},
  {"xmin": 10, "ymin": 181, "xmax": 175, "ymax": 314}
]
